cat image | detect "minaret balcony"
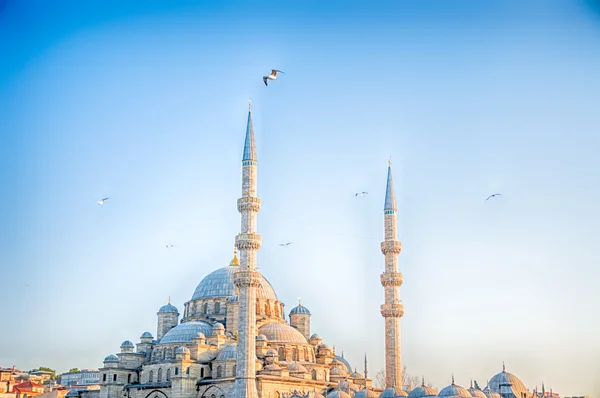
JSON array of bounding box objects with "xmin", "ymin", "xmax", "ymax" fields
[
  {"xmin": 233, "ymin": 270, "xmax": 262, "ymax": 288},
  {"xmin": 380, "ymin": 241, "xmax": 402, "ymax": 255},
  {"xmin": 380, "ymin": 273, "xmax": 403, "ymax": 287},
  {"xmin": 380, "ymin": 303, "xmax": 404, "ymax": 318},
  {"xmin": 237, "ymin": 197, "xmax": 261, "ymax": 213},
  {"xmin": 236, "ymin": 233, "xmax": 262, "ymax": 251}
]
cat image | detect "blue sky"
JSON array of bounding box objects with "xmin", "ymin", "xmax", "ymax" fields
[{"xmin": 1, "ymin": 0, "xmax": 599, "ymax": 395}]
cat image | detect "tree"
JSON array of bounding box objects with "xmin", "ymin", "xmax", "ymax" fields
[
  {"xmin": 374, "ymin": 366, "xmax": 426, "ymax": 391},
  {"xmin": 69, "ymin": 368, "xmax": 80, "ymax": 373},
  {"xmin": 28, "ymin": 367, "xmax": 56, "ymax": 379}
]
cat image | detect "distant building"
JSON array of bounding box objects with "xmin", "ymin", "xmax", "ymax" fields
[{"xmin": 60, "ymin": 371, "xmax": 100, "ymax": 387}]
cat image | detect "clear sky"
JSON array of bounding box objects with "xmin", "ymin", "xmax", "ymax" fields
[{"xmin": 1, "ymin": 0, "xmax": 599, "ymax": 395}]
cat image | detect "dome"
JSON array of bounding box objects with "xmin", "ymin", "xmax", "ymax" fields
[
  {"xmin": 439, "ymin": 382, "xmax": 472, "ymax": 398},
  {"xmin": 120, "ymin": 340, "xmax": 134, "ymax": 348},
  {"xmin": 104, "ymin": 354, "xmax": 119, "ymax": 363},
  {"xmin": 191, "ymin": 266, "xmax": 278, "ymax": 301},
  {"xmin": 140, "ymin": 332, "xmax": 153, "ymax": 339},
  {"xmin": 483, "ymin": 390, "xmax": 501, "ymax": 398},
  {"xmin": 350, "ymin": 371, "xmax": 365, "ymax": 379},
  {"xmin": 355, "ymin": 390, "xmax": 378, "ymax": 398},
  {"xmin": 159, "ymin": 303, "xmax": 179, "ymax": 314},
  {"xmin": 330, "ymin": 367, "xmax": 346, "ymax": 376},
  {"xmin": 258, "ymin": 322, "xmax": 308, "ymax": 344},
  {"xmin": 257, "ymin": 334, "xmax": 268, "ymax": 341},
  {"xmin": 216, "ymin": 344, "xmax": 237, "ymax": 361},
  {"xmin": 212, "ymin": 322, "xmax": 225, "ymax": 330},
  {"xmin": 176, "ymin": 346, "xmax": 190, "ymax": 354},
  {"xmin": 310, "ymin": 334, "xmax": 321, "ymax": 340},
  {"xmin": 65, "ymin": 390, "xmax": 80, "ymax": 397},
  {"xmin": 488, "ymin": 367, "xmax": 528, "ymax": 398},
  {"xmin": 328, "ymin": 391, "xmax": 352, "ymax": 398},
  {"xmin": 266, "ymin": 348, "xmax": 278, "ymax": 356},
  {"xmin": 290, "ymin": 303, "xmax": 311, "ymax": 315},
  {"xmin": 319, "ymin": 344, "xmax": 330, "ymax": 350},
  {"xmin": 195, "ymin": 332, "xmax": 206, "ymax": 339},
  {"xmin": 468, "ymin": 387, "xmax": 487, "ymax": 398},
  {"xmin": 160, "ymin": 321, "xmax": 213, "ymax": 344},
  {"xmin": 408, "ymin": 385, "xmax": 438, "ymax": 398},
  {"xmin": 380, "ymin": 388, "xmax": 408, "ymax": 397},
  {"xmin": 333, "ymin": 355, "xmax": 353, "ymax": 373},
  {"xmin": 287, "ymin": 361, "xmax": 307, "ymax": 373}
]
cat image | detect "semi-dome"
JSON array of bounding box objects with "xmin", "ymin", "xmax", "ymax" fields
[
  {"xmin": 216, "ymin": 344, "xmax": 237, "ymax": 360},
  {"xmin": 258, "ymin": 322, "xmax": 308, "ymax": 344},
  {"xmin": 439, "ymin": 381, "xmax": 472, "ymax": 398},
  {"xmin": 488, "ymin": 366, "xmax": 528, "ymax": 398},
  {"xmin": 257, "ymin": 334, "xmax": 268, "ymax": 341},
  {"xmin": 380, "ymin": 387, "xmax": 408, "ymax": 397},
  {"xmin": 266, "ymin": 348, "xmax": 278, "ymax": 356},
  {"xmin": 333, "ymin": 355, "xmax": 353, "ymax": 373},
  {"xmin": 140, "ymin": 332, "xmax": 153, "ymax": 339},
  {"xmin": 160, "ymin": 321, "xmax": 213, "ymax": 344},
  {"xmin": 120, "ymin": 340, "xmax": 134, "ymax": 348},
  {"xmin": 104, "ymin": 354, "xmax": 119, "ymax": 362},
  {"xmin": 159, "ymin": 303, "xmax": 179, "ymax": 314},
  {"xmin": 290, "ymin": 303, "xmax": 311, "ymax": 315},
  {"xmin": 191, "ymin": 265, "xmax": 278, "ymax": 301}
]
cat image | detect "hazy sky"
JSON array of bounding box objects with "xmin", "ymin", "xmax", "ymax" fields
[{"xmin": 1, "ymin": 0, "xmax": 599, "ymax": 395}]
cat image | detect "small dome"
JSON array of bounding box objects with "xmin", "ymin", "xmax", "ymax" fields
[
  {"xmin": 333, "ymin": 355, "xmax": 353, "ymax": 373},
  {"xmin": 330, "ymin": 367, "xmax": 343, "ymax": 376},
  {"xmin": 65, "ymin": 390, "xmax": 80, "ymax": 397},
  {"xmin": 266, "ymin": 348, "xmax": 278, "ymax": 356},
  {"xmin": 258, "ymin": 322, "xmax": 309, "ymax": 345},
  {"xmin": 175, "ymin": 346, "xmax": 190, "ymax": 354},
  {"xmin": 380, "ymin": 387, "xmax": 409, "ymax": 397},
  {"xmin": 409, "ymin": 385, "xmax": 438, "ymax": 398},
  {"xmin": 212, "ymin": 322, "xmax": 225, "ymax": 330},
  {"xmin": 328, "ymin": 391, "xmax": 352, "ymax": 398},
  {"xmin": 216, "ymin": 344, "xmax": 238, "ymax": 361},
  {"xmin": 351, "ymin": 371, "xmax": 365, "ymax": 379},
  {"xmin": 104, "ymin": 354, "xmax": 119, "ymax": 363},
  {"xmin": 257, "ymin": 334, "xmax": 268, "ymax": 341},
  {"xmin": 355, "ymin": 390, "xmax": 378, "ymax": 398},
  {"xmin": 160, "ymin": 321, "xmax": 213, "ymax": 344},
  {"xmin": 488, "ymin": 366, "xmax": 528, "ymax": 398},
  {"xmin": 483, "ymin": 390, "xmax": 501, "ymax": 398},
  {"xmin": 310, "ymin": 334, "xmax": 321, "ymax": 340},
  {"xmin": 287, "ymin": 361, "xmax": 307, "ymax": 373},
  {"xmin": 159, "ymin": 303, "xmax": 179, "ymax": 314},
  {"xmin": 290, "ymin": 303, "xmax": 311, "ymax": 315},
  {"xmin": 439, "ymin": 381, "xmax": 472, "ymax": 398},
  {"xmin": 195, "ymin": 332, "xmax": 206, "ymax": 339},
  {"xmin": 120, "ymin": 340, "xmax": 134, "ymax": 348},
  {"xmin": 468, "ymin": 387, "xmax": 487, "ymax": 398},
  {"xmin": 140, "ymin": 332, "xmax": 153, "ymax": 339},
  {"xmin": 319, "ymin": 344, "xmax": 330, "ymax": 350}
]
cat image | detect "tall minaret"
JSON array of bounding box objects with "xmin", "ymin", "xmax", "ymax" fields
[
  {"xmin": 233, "ymin": 101, "xmax": 262, "ymax": 398},
  {"xmin": 380, "ymin": 157, "xmax": 404, "ymax": 389}
]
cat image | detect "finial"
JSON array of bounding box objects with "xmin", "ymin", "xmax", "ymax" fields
[
  {"xmin": 230, "ymin": 244, "xmax": 240, "ymax": 266},
  {"xmin": 249, "ymin": 99, "xmax": 252, "ymax": 111},
  {"xmin": 341, "ymin": 350, "xmax": 344, "ymax": 358},
  {"xmin": 298, "ymin": 297, "xmax": 301, "ymax": 306},
  {"xmin": 388, "ymin": 156, "xmax": 391, "ymax": 167},
  {"xmin": 452, "ymin": 374, "xmax": 455, "ymax": 385},
  {"xmin": 168, "ymin": 296, "xmax": 170, "ymax": 304},
  {"xmin": 502, "ymin": 361, "xmax": 505, "ymax": 372},
  {"xmin": 470, "ymin": 380, "xmax": 473, "ymax": 389},
  {"xmin": 332, "ymin": 345, "xmax": 336, "ymax": 355},
  {"xmin": 422, "ymin": 376, "xmax": 425, "ymax": 387}
]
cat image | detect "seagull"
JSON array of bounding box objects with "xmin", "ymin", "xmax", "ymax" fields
[
  {"xmin": 97, "ymin": 197, "xmax": 109, "ymax": 205},
  {"xmin": 355, "ymin": 192, "xmax": 368, "ymax": 197},
  {"xmin": 486, "ymin": 193, "xmax": 502, "ymax": 201},
  {"xmin": 263, "ymin": 69, "xmax": 285, "ymax": 86},
  {"xmin": 278, "ymin": 242, "xmax": 292, "ymax": 247},
  {"xmin": 166, "ymin": 245, "xmax": 177, "ymax": 249}
]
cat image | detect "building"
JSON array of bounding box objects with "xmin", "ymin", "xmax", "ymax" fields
[
  {"xmin": 80, "ymin": 106, "xmax": 566, "ymax": 398},
  {"xmin": 60, "ymin": 371, "xmax": 100, "ymax": 387}
]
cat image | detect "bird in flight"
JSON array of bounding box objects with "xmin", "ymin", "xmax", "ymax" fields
[
  {"xmin": 97, "ymin": 197, "xmax": 109, "ymax": 205},
  {"xmin": 263, "ymin": 69, "xmax": 285, "ymax": 86},
  {"xmin": 166, "ymin": 245, "xmax": 177, "ymax": 249},
  {"xmin": 355, "ymin": 192, "xmax": 368, "ymax": 197},
  {"xmin": 278, "ymin": 242, "xmax": 292, "ymax": 247},
  {"xmin": 486, "ymin": 193, "xmax": 502, "ymax": 201}
]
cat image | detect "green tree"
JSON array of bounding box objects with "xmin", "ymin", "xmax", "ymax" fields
[{"xmin": 68, "ymin": 368, "xmax": 80, "ymax": 373}]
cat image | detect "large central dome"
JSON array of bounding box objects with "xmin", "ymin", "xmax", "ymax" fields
[{"xmin": 191, "ymin": 265, "xmax": 278, "ymax": 301}]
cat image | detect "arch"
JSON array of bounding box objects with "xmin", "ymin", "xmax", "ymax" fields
[
  {"xmin": 232, "ymin": 365, "xmax": 236, "ymax": 377},
  {"xmin": 214, "ymin": 302, "xmax": 221, "ymax": 314},
  {"xmin": 292, "ymin": 348, "xmax": 297, "ymax": 361},
  {"xmin": 216, "ymin": 366, "xmax": 222, "ymax": 378},
  {"xmin": 127, "ymin": 374, "xmax": 131, "ymax": 383},
  {"xmin": 278, "ymin": 347, "xmax": 285, "ymax": 360},
  {"xmin": 274, "ymin": 304, "xmax": 279, "ymax": 317},
  {"xmin": 264, "ymin": 303, "xmax": 271, "ymax": 316},
  {"xmin": 143, "ymin": 390, "xmax": 168, "ymax": 398},
  {"xmin": 148, "ymin": 370, "xmax": 153, "ymax": 383},
  {"xmin": 203, "ymin": 302, "xmax": 208, "ymax": 314},
  {"xmin": 174, "ymin": 367, "xmax": 179, "ymax": 376},
  {"xmin": 312, "ymin": 369, "xmax": 317, "ymax": 380},
  {"xmin": 166, "ymin": 369, "xmax": 171, "ymax": 381},
  {"xmin": 200, "ymin": 368, "xmax": 204, "ymax": 378},
  {"xmin": 157, "ymin": 368, "xmax": 162, "ymax": 382},
  {"xmin": 256, "ymin": 301, "xmax": 261, "ymax": 314},
  {"xmin": 186, "ymin": 367, "xmax": 190, "ymax": 375},
  {"xmin": 201, "ymin": 386, "xmax": 225, "ymax": 398}
]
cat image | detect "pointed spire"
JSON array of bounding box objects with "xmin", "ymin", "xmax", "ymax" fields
[
  {"xmin": 422, "ymin": 376, "xmax": 425, "ymax": 387},
  {"xmin": 242, "ymin": 100, "xmax": 256, "ymax": 162},
  {"xmin": 502, "ymin": 361, "xmax": 506, "ymax": 372},
  {"xmin": 168, "ymin": 296, "xmax": 170, "ymax": 304},
  {"xmin": 470, "ymin": 380, "xmax": 473, "ymax": 389},
  {"xmin": 384, "ymin": 157, "xmax": 397, "ymax": 211},
  {"xmin": 341, "ymin": 350, "xmax": 344, "ymax": 358},
  {"xmin": 452, "ymin": 374, "xmax": 455, "ymax": 385}
]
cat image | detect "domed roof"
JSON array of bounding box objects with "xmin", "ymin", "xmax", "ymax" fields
[
  {"xmin": 328, "ymin": 391, "xmax": 352, "ymax": 398},
  {"xmin": 191, "ymin": 265, "xmax": 278, "ymax": 301},
  {"xmin": 257, "ymin": 334, "xmax": 268, "ymax": 341},
  {"xmin": 140, "ymin": 331, "xmax": 153, "ymax": 339},
  {"xmin": 258, "ymin": 322, "xmax": 308, "ymax": 344},
  {"xmin": 483, "ymin": 389, "xmax": 501, "ymax": 398},
  {"xmin": 310, "ymin": 333, "xmax": 321, "ymax": 340},
  {"xmin": 290, "ymin": 303, "xmax": 311, "ymax": 315},
  {"xmin": 266, "ymin": 348, "xmax": 278, "ymax": 356},
  {"xmin": 350, "ymin": 371, "xmax": 365, "ymax": 379},
  {"xmin": 120, "ymin": 340, "xmax": 134, "ymax": 348},
  {"xmin": 330, "ymin": 367, "xmax": 346, "ymax": 376},
  {"xmin": 468, "ymin": 387, "xmax": 487, "ymax": 398},
  {"xmin": 65, "ymin": 390, "xmax": 80, "ymax": 397},
  {"xmin": 104, "ymin": 354, "xmax": 119, "ymax": 362},
  {"xmin": 488, "ymin": 366, "xmax": 528, "ymax": 398},
  {"xmin": 175, "ymin": 346, "xmax": 190, "ymax": 354},
  {"xmin": 439, "ymin": 380, "xmax": 472, "ymax": 398},
  {"xmin": 160, "ymin": 321, "xmax": 213, "ymax": 344},
  {"xmin": 216, "ymin": 344, "xmax": 237, "ymax": 361},
  {"xmin": 333, "ymin": 355, "xmax": 353, "ymax": 373},
  {"xmin": 408, "ymin": 384, "xmax": 438, "ymax": 398},
  {"xmin": 287, "ymin": 361, "xmax": 307, "ymax": 373},
  {"xmin": 212, "ymin": 322, "xmax": 225, "ymax": 330},
  {"xmin": 159, "ymin": 303, "xmax": 179, "ymax": 314},
  {"xmin": 355, "ymin": 390, "xmax": 378, "ymax": 398},
  {"xmin": 380, "ymin": 387, "xmax": 408, "ymax": 397}
]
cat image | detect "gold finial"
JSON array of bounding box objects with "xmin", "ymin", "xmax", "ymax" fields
[
  {"xmin": 230, "ymin": 244, "xmax": 240, "ymax": 266},
  {"xmin": 388, "ymin": 156, "xmax": 391, "ymax": 167},
  {"xmin": 168, "ymin": 296, "xmax": 171, "ymax": 304}
]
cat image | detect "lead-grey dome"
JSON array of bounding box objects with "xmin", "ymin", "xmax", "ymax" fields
[
  {"xmin": 333, "ymin": 355, "xmax": 353, "ymax": 373},
  {"xmin": 104, "ymin": 354, "xmax": 119, "ymax": 362},
  {"xmin": 290, "ymin": 304, "xmax": 311, "ymax": 315},
  {"xmin": 140, "ymin": 332, "xmax": 153, "ymax": 339},
  {"xmin": 160, "ymin": 321, "xmax": 213, "ymax": 344},
  {"xmin": 191, "ymin": 265, "xmax": 278, "ymax": 301},
  {"xmin": 175, "ymin": 346, "xmax": 190, "ymax": 354},
  {"xmin": 380, "ymin": 387, "xmax": 408, "ymax": 397},
  {"xmin": 355, "ymin": 390, "xmax": 378, "ymax": 398},
  {"xmin": 409, "ymin": 385, "xmax": 438, "ymax": 398},
  {"xmin": 488, "ymin": 367, "xmax": 528, "ymax": 398},
  {"xmin": 159, "ymin": 303, "xmax": 179, "ymax": 314},
  {"xmin": 439, "ymin": 382, "xmax": 471, "ymax": 398},
  {"xmin": 120, "ymin": 340, "xmax": 134, "ymax": 348},
  {"xmin": 258, "ymin": 322, "xmax": 308, "ymax": 344},
  {"xmin": 216, "ymin": 344, "xmax": 237, "ymax": 360}
]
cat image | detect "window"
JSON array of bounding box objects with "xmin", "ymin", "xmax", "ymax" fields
[
  {"xmin": 157, "ymin": 368, "xmax": 162, "ymax": 382},
  {"xmin": 200, "ymin": 368, "xmax": 204, "ymax": 378},
  {"xmin": 216, "ymin": 366, "xmax": 222, "ymax": 378},
  {"xmin": 113, "ymin": 374, "xmax": 117, "ymax": 382},
  {"xmin": 175, "ymin": 368, "xmax": 179, "ymax": 376},
  {"xmin": 292, "ymin": 348, "xmax": 297, "ymax": 361},
  {"xmin": 278, "ymin": 347, "xmax": 285, "ymax": 360},
  {"xmin": 103, "ymin": 374, "xmax": 107, "ymax": 382},
  {"xmin": 214, "ymin": 302, "xmax": 221, "ymax": 314},
  {"xmin": 127, "ymin": 374, "xmax": 131, "ymax": 383},
  {"xmin": 186, "ymin": 368, "xmax": 190, "ymax": 375},
  {"xmin": 232, "ymin": 365, "xmax": 236, "ymax": 377},
  {"xmin": 312, "ymin": 369, "xmax": 317, "ymax": 380},
  {"xmin": 148, "ymin": 371, "xmax": 153, "ymax": 383},
  {"xmin": 166, "ymin": 369, "xmax": 171, "ymax": 381},
  {"xmin": 203, "ymin": 303, "xmax": 208, "ymax": 314}
]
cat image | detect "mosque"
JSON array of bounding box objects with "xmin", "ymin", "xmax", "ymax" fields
[{"xmin": 73, "ymin": 106, "xmax": 550, "ymax": 398}]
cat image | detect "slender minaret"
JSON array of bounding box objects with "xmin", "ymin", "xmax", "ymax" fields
[
  {"xmin": 233, "ymin": 101, "xmax": 262, "ymax": 398},
  {"xmin": 380, "ymin": 157, "xmax": 404, "ymax": 389}
]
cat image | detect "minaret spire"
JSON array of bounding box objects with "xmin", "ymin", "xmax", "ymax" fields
[
  {"xmin": 380, "ymin": 158, "xmax": 404, "ymax": 389},
  {"xmin": 234, "ymin": 103, "xmax": 262, "ymax": 398},
  {"xmin": 364, "ymin": 353, "xmax": 368, "ymax": 380}
]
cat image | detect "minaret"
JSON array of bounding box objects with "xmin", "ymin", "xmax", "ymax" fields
[
  {"xmin": 364, "ymin": 353, "xmax": 368, "ymax": 380},
  {"xmin": 233, "ymin": 101, "xmax": 262, "ymax": 398},
  {"xmin": 380, "ymin": 157, "xmax": 404, "ymax": 389}
]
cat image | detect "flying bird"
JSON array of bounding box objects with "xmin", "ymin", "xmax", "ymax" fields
[
  {"xmin": 486, "ymin": 193, "xmax": 502, "ymax": 201},
  {"xmin": 278, "ymin": 242, "xmax": 292, "ymax": 247},
  {"xmin": 355, "ymin": 192, "xmax": 368, "ymax": 197},
  {"xmin": 166, "ymin": 245, "xmax": 177, "ymax": 249},
  {"xmin": 97, "ymin": 197, "xmax": 109, "ymax": 205},
  {"xmin": 263, "ymin": 69, "xmax": 285, "ymax": 86}
]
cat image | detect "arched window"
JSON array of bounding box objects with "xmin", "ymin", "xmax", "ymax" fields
[
  {"xmin": 292, "ymin": 348, "xmax": 297, "ymax": 361},
  {"xmin": 216, "ymin": 366, "xmax": 222, "ymax": 378},
  {"xmin": 265, "ymin": 303, "xmax": 271, "ymax": 316},
  {"xmin": 278, "ymin": 347, "xmax": 285, "ymax": 360},
  {"xmin": 148, "ymin": 370, "xmax": 153, "ymax": 382},
  {"xmin": 166, "ymin": 369, "xmax": 171, "ymax": 381},
  {"xmin": 186, "ymin": 367, "xmax": 190, "ymax": 375},
  {"xmin": 203, "ymin": 302, "xmax": 208, "ymax": 314},
  {"xmin": 175, "ymin": 367, "xmax": 179, "ymax": 376},
  {"xmin": 200, "ymin": 368, "xmax": 204, "ymax": 378},
  {"xmin": 157, "ymin": 368, "xmax": 162, "ymax": 382},
  {"xmin": 274, "ymin": 305, "xmax": 279, "ymax": 317},
  {"xmin": 232, "ymin": 365, "xmax": 236, "ymax": 377},
  {"xmin": 113, "ymin": 374, "xmax": 117, "ymax": 382},
  {"xmin": 312, "ymin": 369, "xmax": 317, "ymax": 380},
  {"xmin": 256, "ymin": 302, "xmax": 261, "ymax": 314},
  {"xmin": 127, "ymin": 374, "xmax": 131, "ymax": 383},
  {"xmin": 210, "ymin": 395, "xmax": 216, "ymax": 398},
  {"xmin": 214, "ymin": 302, "xmax": 221, "ymax": 314}
]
